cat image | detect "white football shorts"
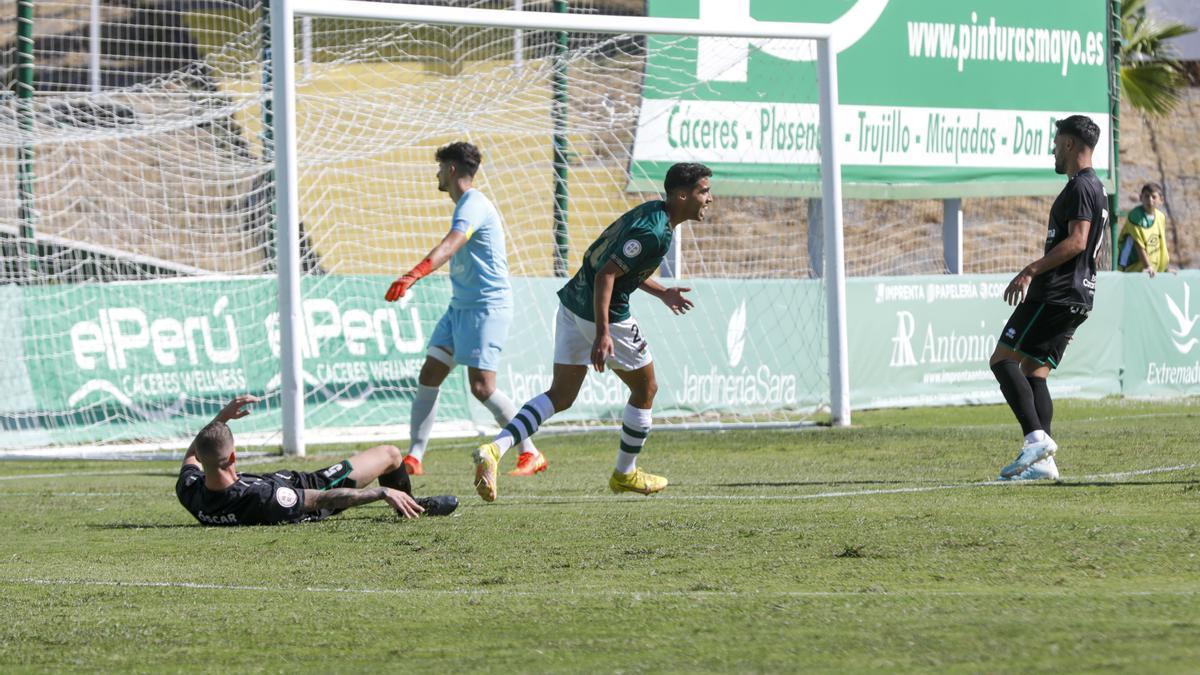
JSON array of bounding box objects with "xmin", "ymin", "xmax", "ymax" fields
[{"xmin": 553, "ymin": 302, "xmax": 652, "ymax": 371}]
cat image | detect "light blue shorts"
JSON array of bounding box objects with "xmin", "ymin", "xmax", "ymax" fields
[{"xmin": 428, "ymin": 305, "xmax": 513, "ymax": 371}]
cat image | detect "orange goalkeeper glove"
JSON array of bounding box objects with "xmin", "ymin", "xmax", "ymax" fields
[{"xmin": 385, "ymin": 258, "xmax": 433, "ymax": 302}]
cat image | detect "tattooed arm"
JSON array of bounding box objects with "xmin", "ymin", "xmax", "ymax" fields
[{"xmin": 302, "ymin": 486, "xmax": 424, "ymax": 518}]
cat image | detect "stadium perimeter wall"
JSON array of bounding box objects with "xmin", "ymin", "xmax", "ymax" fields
[{"xmin": 1, "ymin": 271, "xmax": 1198, "ymax": 450}]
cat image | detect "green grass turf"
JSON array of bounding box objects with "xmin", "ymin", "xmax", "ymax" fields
[{"xmin": 1, "ymin": 399, "xmax": 1198, "ymax": 672}]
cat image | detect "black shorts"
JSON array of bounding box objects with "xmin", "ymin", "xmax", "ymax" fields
[
  {"xmin": 268, "ymin": 460, "xmax": 358, "ymax": 521},
  {"xmin": 278, "ymin": 460, "xmax": 357, "ymax": 491},
  {"xmin": 998, "ymin": 301, "xmax": 1088, "ymax": 368}
]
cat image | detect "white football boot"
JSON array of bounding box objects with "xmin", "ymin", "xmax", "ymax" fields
[
  {"xmin": 1000, "ymin": 455, "xmax": 1060, "ymax": 481},
  {"xmin": 999, "ymin": 435, "xmax": 1058, "ymax": 479}
]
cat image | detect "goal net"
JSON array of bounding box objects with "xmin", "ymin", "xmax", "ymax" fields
[{"xmin": 1, "ymin": 0, "xmax": 839, "ymax": 454}]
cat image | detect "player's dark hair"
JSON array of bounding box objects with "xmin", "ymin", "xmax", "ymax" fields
[
  {"xmin": 194, "ymin": 421, "xmax": 234, "ymax": 466},
  {"xmin": 1141, "ymin": 182, "xmax": 1163, "ymax": 197},
  {"xmin": 1054, "ymin": 115, "xmax": 1100, "ymax": 150},
  {"xmin": 664, "ymin": 162, "xmax": 712, "ymax": 194},
  {"xmin": 435, "ymin": 141, "xmax": 482, "ymax": 177}
]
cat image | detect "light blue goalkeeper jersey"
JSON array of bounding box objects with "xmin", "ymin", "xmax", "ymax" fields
[{"xmin": 448, "ymin": 188, "xmax": 511, "ymax": 309}]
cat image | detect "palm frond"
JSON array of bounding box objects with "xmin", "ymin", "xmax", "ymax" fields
[
  {"xmin": 1121, "ymin": 62, "xmax": 1187, "ymax": 115},
  {"xmin": 1157, "ymin": 22, "xmax": 1197, "ymax": 40},
  {"xmin": 1118, "ymin": 2, "xmax": 1196, "ymax": 116},
  {"xmin": 1120, "ymin": 0, "xmax": 1149, "ymax": 23}
]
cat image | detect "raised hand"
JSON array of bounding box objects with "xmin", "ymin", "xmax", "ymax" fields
[{"xmin": 215, "ymin": 394, "xmax": 261, "ymax": 423}]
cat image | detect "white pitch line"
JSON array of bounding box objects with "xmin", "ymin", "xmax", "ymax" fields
[
  {"xmin": 0, "ymin": 492, "xmax": 144, "ymax": 497},
  {"xmin": 2, "ymin": 577, "xmax": 1197, "ymax": 600},
  {"xmin": 935, "ymin": 409, "xmax": 1200, "ymax": 432},
  {"xmin": 0, "ymin": 454, "xmax": 357, "ymax": 483},
  {"xmin": 1, "ymin": 463, "xmax": 1195, "ymax": 503},
  {"xmin": 0, "ymin": 470, "xmax": 153, "ymax": 482},
  {"xmin": 0, "ymin": 455, "xmax": 288, "ymax": 482},
  {"xmin": 1076, "ymin": 463, "xmax": 1200, "ymax": 480},
  {"xmin": 503, "ymin": 463, "xmax": 1200, "ymax": 503}
]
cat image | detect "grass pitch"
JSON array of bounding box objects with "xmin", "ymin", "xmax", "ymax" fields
[{"xmin": 1, "ymin": 399, "xmax": 1198, "ymax": 672}]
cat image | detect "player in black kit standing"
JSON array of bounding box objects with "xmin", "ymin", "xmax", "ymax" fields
[{"xmin": 989, "ymin": 115, "xmax": 1108, "ymax": 481}]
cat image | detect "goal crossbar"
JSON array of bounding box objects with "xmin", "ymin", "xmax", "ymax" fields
[
  {"xmin": 290, "ymin": 0, "xmax": 835, "ymax": 40},
  {"xmin": 270, "ymin": 0, "xmax": 850, "ymax": 456}
]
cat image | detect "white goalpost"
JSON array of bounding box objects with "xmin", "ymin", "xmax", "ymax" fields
[{"xmin": 271, "ymin": 0, "xmax": 850, "ymax": 456}]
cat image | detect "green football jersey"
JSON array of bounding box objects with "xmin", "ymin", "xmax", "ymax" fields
[{"xmin": 557, "ymin": 200, "xmax": 673, "ymax": 323}]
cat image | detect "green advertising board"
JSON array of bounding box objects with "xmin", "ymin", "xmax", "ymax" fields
[
  {"xmin": 1121, "ymin": 273, "xmax": 1200, "ymax": 396},
  {"xmin": 630, "ymin": 0, "xmax": 1113, "ymax": 198},
  {"xmin": 847, "ymin": 272, "xmax": 1200, "ymax": 406},
  {"xmin": 3, "ymin": 273, "xmax": 1198, "ymax": 452},
  {"xmin": 846, "ymin": 273, "xmax": 1125, "ymax": 408},
  {"xmin": 12, "ymin": 277, "xmax": 472, "ymax": 447},
  {"xmin": 495, "ymin": 278, "xmax": 828, "ymax": 424},
  {"xmin": 1, "ymin": 276, "xmax": 828, "ymax": 450}
]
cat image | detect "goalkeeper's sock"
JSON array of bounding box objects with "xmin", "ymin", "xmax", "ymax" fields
[
  {"xmin": 482, "ymin": 390, "xmax": 539, "ymax": 456},
  {"xmin": 406, "ymin": 384, "xmax": 440, "ymax": 461},
  {"xmin": 494, "ymin": 394, "xmax": 554, "ymax": 458},
  {"xmin": 1027, "ymin": 376, "xmax": 1053, "ymax": 437},
  {"xmin": 990, "ymin": 360, "xmax": 1042, "ymax": 436},
  {"xmin": 615, "ymin": 405, "xmax": 652, "ymax": 473}
]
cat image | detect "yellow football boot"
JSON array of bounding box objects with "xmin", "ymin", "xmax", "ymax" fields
[
  {"xmin": 472, "ymin": 442, "xmax": 501, "ymax": 502},
  {"xmin": 608, "ymin": 468, "xmax": 668, "ymax": 495}
]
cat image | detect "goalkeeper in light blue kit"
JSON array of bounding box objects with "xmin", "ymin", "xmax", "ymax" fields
[
  {"xmin": 385, "ymin": 142, "xmax": 542, "ymax": 478},
  {"xmin": 471, "ymin": 163, "xmax": 713, "ymax": 502}
]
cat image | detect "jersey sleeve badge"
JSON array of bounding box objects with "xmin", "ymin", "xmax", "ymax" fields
[{"xmin": 274, "ymin": 486, "xmax": 299, "ymax": 508}]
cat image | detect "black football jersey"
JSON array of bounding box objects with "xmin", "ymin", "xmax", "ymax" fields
[
  {"xmin": 176, "ymin": 464, "xmax": 318, "ymax": 526},
  {"xmin": 1026, "ymin": 167, "xmax": 1108, "ymax": 310}
]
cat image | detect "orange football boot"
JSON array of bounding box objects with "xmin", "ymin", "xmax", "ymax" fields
[
  {"xmin": 508, "ymin": 451, "xmax": 548, "ymax": 476},
  {"xmin": 402, "ymin": 454, "xmax": 424, "ymax": 476}
]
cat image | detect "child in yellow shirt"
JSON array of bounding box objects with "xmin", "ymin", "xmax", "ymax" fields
[{"xmin": 1117, "ymin": 182, "xmax": 1170, "ymax": 276}]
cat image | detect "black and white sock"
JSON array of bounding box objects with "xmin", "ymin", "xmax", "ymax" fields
[
  {"xmin": 616, "ymin": 405, "xmax": 652, "ymax": 474},
  {"xmin": 482, "ymin": 390, "xmax": 539, "ymax": 456},
  {"xmin": 493, "ymin": 393, "xmax": 555, "ymax": 458}
]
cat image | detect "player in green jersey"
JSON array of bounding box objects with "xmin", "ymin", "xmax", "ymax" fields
[{"xmin": 469, "ymin": 163, "xmax": 713, "ymax": 501}]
